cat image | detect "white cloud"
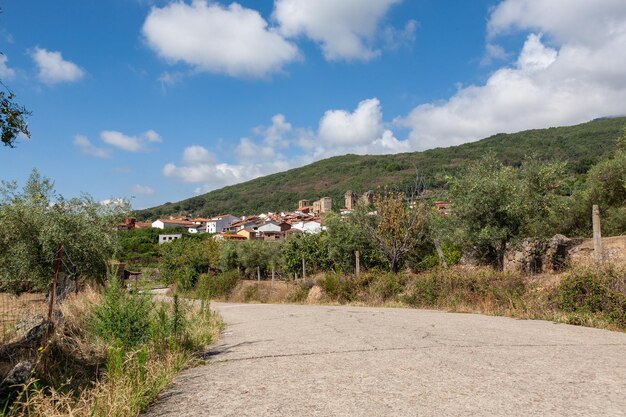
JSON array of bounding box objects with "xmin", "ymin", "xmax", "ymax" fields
[
  {"xmin": 398, "ymin": 1, "xmax": 626, "ymax": 150},
  {"xmin": 131, "ymin": 185, "xmax": 155, "ymax": 196},
  {"xmin": 31, "ymin": 47, "xmax": 84, "ymax": 85},
  {"xmin": 274, "ymin": 0, "xmax": 402, "ymax": 61},
  {"xmin": 183, "ymin": 145, "xmax": 214, "ymax": 165},
  {"xmin": 481, "ymin": 43, "xmax": 510, "ymax": 66},
  {"xmin": 255, "ymin": 114, "xmax": 292, "ymax": 147},
  {"xmin": 164, "ymin": 100, "xmax": 411, "ymax": 192},
  {"xmin": 318, "ymin": 98, "xmax": 384, "ymax": 145},
  {"xmin": 0, "ymin": 55, "xmax": 16, "ymax": 79},
  {"xmin": 100, "ymin": 130, "xmax": 162, "ymax": 152},
  {"xmin": 73, "ymin": 135, "xmax": 110, "ymax": 158},
  {"xmin": 143, "ymin": 1, "xmax": 299, "ymax": 78},
  {"xmin": 382, "ymin": 19, "xmax": 418, "ymax": 51},
  {"xmin": 163, "ymin": 144, "xmax": 291, "ymax": 191}
]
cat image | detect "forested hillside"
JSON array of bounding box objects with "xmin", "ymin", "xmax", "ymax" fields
[{"xmin": 136, "ymin": 117, "xmax": 625, "ymax": 219}]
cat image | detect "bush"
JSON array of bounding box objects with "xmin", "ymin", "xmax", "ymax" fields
[
  {"xmin": 317, "ymin": 272, "xmax": 355, "ymax": 303},
  {"xmin": 89, "ymin": 277, "xmax": 153, "ymax": 350},
  {"xmin": 369, "ymin": 272, "xmax": 405, "ymax": 301},
  {"xmin": 558, "ymin": 269, "xmax": 626, "ymax": 326},
  {"xmin": 288, "ymin": 282, "xmax": 312, "ymax": 302},
  {"xmin": 196, "ymin": 271, "xmax": 240, "ymax": 299}
]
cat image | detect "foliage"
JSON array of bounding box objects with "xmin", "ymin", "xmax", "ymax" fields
[
  {"xmin": 446, "ymin": 155, "xmax": 567, "ymax": 268},
  {"xmin": 557, "ymin": 268, "xmax": 626, "ymax": 326},
  {"xmin": 196, "ymin": 271, "xmax": 240, "ymax": 299},
  {"xmin": 7, "ymin": 285, "xmax": 222, "ymax": 416},
  {"xmin": 0, "ymin": 170, "xmax": 127, "ymax": 293},
  {"xmin": 317, "ymin": 272, "xmax": 355, "ymax": 303},
  {"xmin": 159, "ymin": 236, "xmax": 220, "ymax": 291},
  {"xmin": 134, "ymin": 117, "xmax": 626, "ymax": 219},
  {"xmin": 324, "ymin": 212, "xmax": 383, "ymax": 272},
  {"xmin": 0, "ymin": 87, "xmax": 30, "ymax": 148},
  {"xmin": 88, "ymin": 277, "xmax": 153, "ymax": 350},
  {"xmin": 281, "ymin": 232, "xmax": 331, "ymax": 276},
  {"xmin": 359, "ymin": 188, "xmax": 428, "ymax": 273},
  {"xmin": 118, "ymin": 228, "xmax": 162, "ymax": 265}
]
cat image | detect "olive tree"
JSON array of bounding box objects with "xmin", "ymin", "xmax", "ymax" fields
[{"xmin": 0, "ymin": 170, "xmax": 126, "ymax": 293}]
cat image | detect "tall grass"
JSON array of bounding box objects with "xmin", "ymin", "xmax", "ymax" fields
[{"xmin": 5, "ymin": 281, "xmax": 222, "ymax": 416}]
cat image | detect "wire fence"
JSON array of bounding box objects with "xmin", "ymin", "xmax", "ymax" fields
[{"xmin": 0, "ymin": 243, "xmax": 79, "ymax": 344}]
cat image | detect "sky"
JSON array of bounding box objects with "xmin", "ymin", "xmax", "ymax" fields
[{"xmin": 1, "ymin": 0, "xmax": 626, "ymax": 209}]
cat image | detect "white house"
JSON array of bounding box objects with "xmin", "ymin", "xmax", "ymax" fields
[
  {"xmin": 257, "ymin": 221, "xmax": 282, "ymax": 233},
  {"xmin": 206, "ymin": 214, "xmax": 240, "ymax": 234},
  {"xmin": 291, "ymin": 221, "xmax": 323, "ymax": 234},
  {"xmin": 152, "ymin": 219, "xmax": 194, "ymax": 230},
  {"xmin": 158, "ymin": 234, "xmax": 182, "ymax": 244}
]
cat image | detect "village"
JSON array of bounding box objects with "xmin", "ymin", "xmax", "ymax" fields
[
  {"xmin": 121, "ymin": 191, "xmax": 371, "ymax": 243},
  {"xmin": 120, "ymin": 190, "xmax": 451, "ymax": 245}
]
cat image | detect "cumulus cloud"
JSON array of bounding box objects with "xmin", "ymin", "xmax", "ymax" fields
[
  {"xmin": 164, "ymin": 100, "xmax": 410, "ymax": 192},
  {"xmin": 143, "ymin": 1, "xmax": 299, "ymax": 78},
  {"xmin": 31, "ymin": 47, "xmax": 84, "ymax": 85},
  {"xmin": 274, "ymin": 0, "xmax": 402, "ymax": 60},
  {"xmin": 163, "ymin": 144, "xmax": 291, "ymax": 191},
  {"xmin": 131, "ymin": 184, "xmax": 155, "ymax": 196},
  {"xmin": 318, "ymin": 98, "xmax": 384, "ymax": 145},
  {"xmin": 73, "ymin": 135, "xmax": 110, "ymax": 158},
  {"xmin": 398, "ymin": 0, "xmax": 626, "ymax": 150},
  {"xmin": 0, "ymin": 55, "xmax": 16, "ymax": 79},
  {"xmin": 100, "ymin": 130, "xmax": 162, "ymax": 152}
]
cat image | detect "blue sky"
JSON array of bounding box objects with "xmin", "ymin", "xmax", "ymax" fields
[{"xmin": 1, "ymin": 0, "xmax": 625, "ymax": 210}]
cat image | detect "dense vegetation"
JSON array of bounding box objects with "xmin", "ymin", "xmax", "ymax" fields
[
  {"xmin": 135, "ymin": 117, "xmax": 626, "ymax": 219},
  {"xmin": 0, "ymin": 170, "xmax": 126, "ymax": 293}
]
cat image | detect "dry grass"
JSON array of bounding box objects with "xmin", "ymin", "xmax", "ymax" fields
[
  {"xmin": 1, "ymin": 292, "xmax": 47, "ymax": 342},
  {"xmin": 5, "ymin": 287, "xmax": 223, "ymax": 417}
]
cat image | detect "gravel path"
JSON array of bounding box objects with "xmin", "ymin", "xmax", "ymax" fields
[{"xmin": 144, "ymin": 303, "xmax": 626, "ymax": 417}]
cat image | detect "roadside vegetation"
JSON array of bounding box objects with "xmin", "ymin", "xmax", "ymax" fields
[
  {"xmin": 131, "ymin": 127, "xmax": 625, "ymax": 331},
  {"xmin": 5, "ymin": 278, "xmax": 222, "ymax": 416},
  {"xmin": 0, "ymin": 173, "xmax": 222, "ymax": 416}
]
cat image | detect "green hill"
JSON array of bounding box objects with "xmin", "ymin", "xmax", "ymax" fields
[{"xmin": 136, "ymin": 117, "xmax": 626, "ymax": 219}]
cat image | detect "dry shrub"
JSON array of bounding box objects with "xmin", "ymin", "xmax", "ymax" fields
[{"xmin": 6, "ymin": 286, "xmax": 223, "ymax": 416}]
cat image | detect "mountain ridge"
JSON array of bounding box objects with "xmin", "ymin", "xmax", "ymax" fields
[{"xmin": 135, "ymin": 117, "xmax": 626, "ymax": 219}]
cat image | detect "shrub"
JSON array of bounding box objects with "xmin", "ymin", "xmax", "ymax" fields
[
  {"xmin": 558, "ymin": 268, "xmax": 626, "ymax": 326},
  {"xmin": 89, "ymin": 277, "xmax": 152, "ymax": 350},
  {"xmin": 288, "ymin": 282, "xmax": 312, "ymax": 302},
  {"xmin": 317, "ymin": 272, "xmax": 355, "ymax": 303},
  {"xmin": 369, "ymin": 271, "xmax": 405, "ymax": 301},
  {"xmin": 196, "ymin": 270, "xmax": 240, "ymax": 299}
]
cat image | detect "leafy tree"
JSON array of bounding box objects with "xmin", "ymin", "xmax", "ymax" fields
[
  {"xmin": 446, "ymin": 155, "xmax": 567, "ymax": 268},
  {"xmin": 159, "ymin": 237, "xmax": 220, "ymax": 290},
  {"xmin": 324, "ymin": 212, "xmax": 383, "ymax": 272},
  {"xmin": 0, "ymin": 170, "xmax": 126, "ymax": 293},
  {"xmin": 360, "ymin": 189, "xmax": 428, "ymax": 273},
  {"xmin": 0, "ymin": 83, "xmax": 30, "ymax": 147},
  {"xmin": 281, "ymin": 232, "xmax": 330, "ymax": 277}
]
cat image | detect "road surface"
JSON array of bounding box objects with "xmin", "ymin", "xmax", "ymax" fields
[{"xmin": 144, "ymin": 303, "xmax": 626, "ymax": 416}]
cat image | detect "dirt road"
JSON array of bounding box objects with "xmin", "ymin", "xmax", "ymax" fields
[{"xmin": 144, "ymin": 303, "xmax": 626, "ymax": 416}]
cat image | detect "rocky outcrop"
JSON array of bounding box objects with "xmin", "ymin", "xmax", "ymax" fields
[{"xmin": 503, "ymin": 235, "xmax": 581, "ymax": 275}]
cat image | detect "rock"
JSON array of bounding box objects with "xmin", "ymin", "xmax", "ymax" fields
[
  {"xmin": 503, "ymin": 235, "xmax": 581, "ymax": 275},
  {"xmin": 307, "ymin": 286, "xmax": 323, "ymax": 304},
  {"xmin": 0, "ymin": 360, "xmax": 34, "ymax": 405}
]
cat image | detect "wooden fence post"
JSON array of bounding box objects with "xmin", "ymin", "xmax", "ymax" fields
[
  {"xmin": 48, "ymin": 242, "xmax": 63, "ymax": 321},
  {"xmin": 592, "ymin": 205, "xmax": 603, "ymax": 264},
  {"xmin": 434, "ymin": 240, "xmax": 448, "ymax": 268},
  {"xmin": 271, "ymin": 265, "xmax": 275, "ymax": 288},
  {"xmin": 355, "ymin": 251, "xmax": 360, "ymax": 276},
  {"xmin": 302, "ymin": 257, "xmax": 306, "ymax": 281},
  {"xmin": 257, "ymin": 266, "xmax": 261, "ymax": 282}
]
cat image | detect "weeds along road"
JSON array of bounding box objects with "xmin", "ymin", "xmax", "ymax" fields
[{"xmin": 144, "ymin": 303, "xmax": 626, "ymax": 417}]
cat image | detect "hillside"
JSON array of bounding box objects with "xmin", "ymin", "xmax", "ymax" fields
[{"xmin": 136, "ymin": 117, "xmax": 626, "ymax": 219}]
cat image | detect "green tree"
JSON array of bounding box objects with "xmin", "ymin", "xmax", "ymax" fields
[
  {"xmin": 362, "ymin": 189, "xmax": 428, "ymax": 273},
  {"xmin": 0, "ymin": 83, "xmax": 30, "ymax": 147},
  {"xmin": 159, "ymin": 237, "xmax": 220, "ymax": 291},
  {"xmin": 446, "ymin": 155, "xmax": 567, "ymax": 268},
  {"xmin": 0, "ymin": 170, "xmax": 126, "ymax": 293}
]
